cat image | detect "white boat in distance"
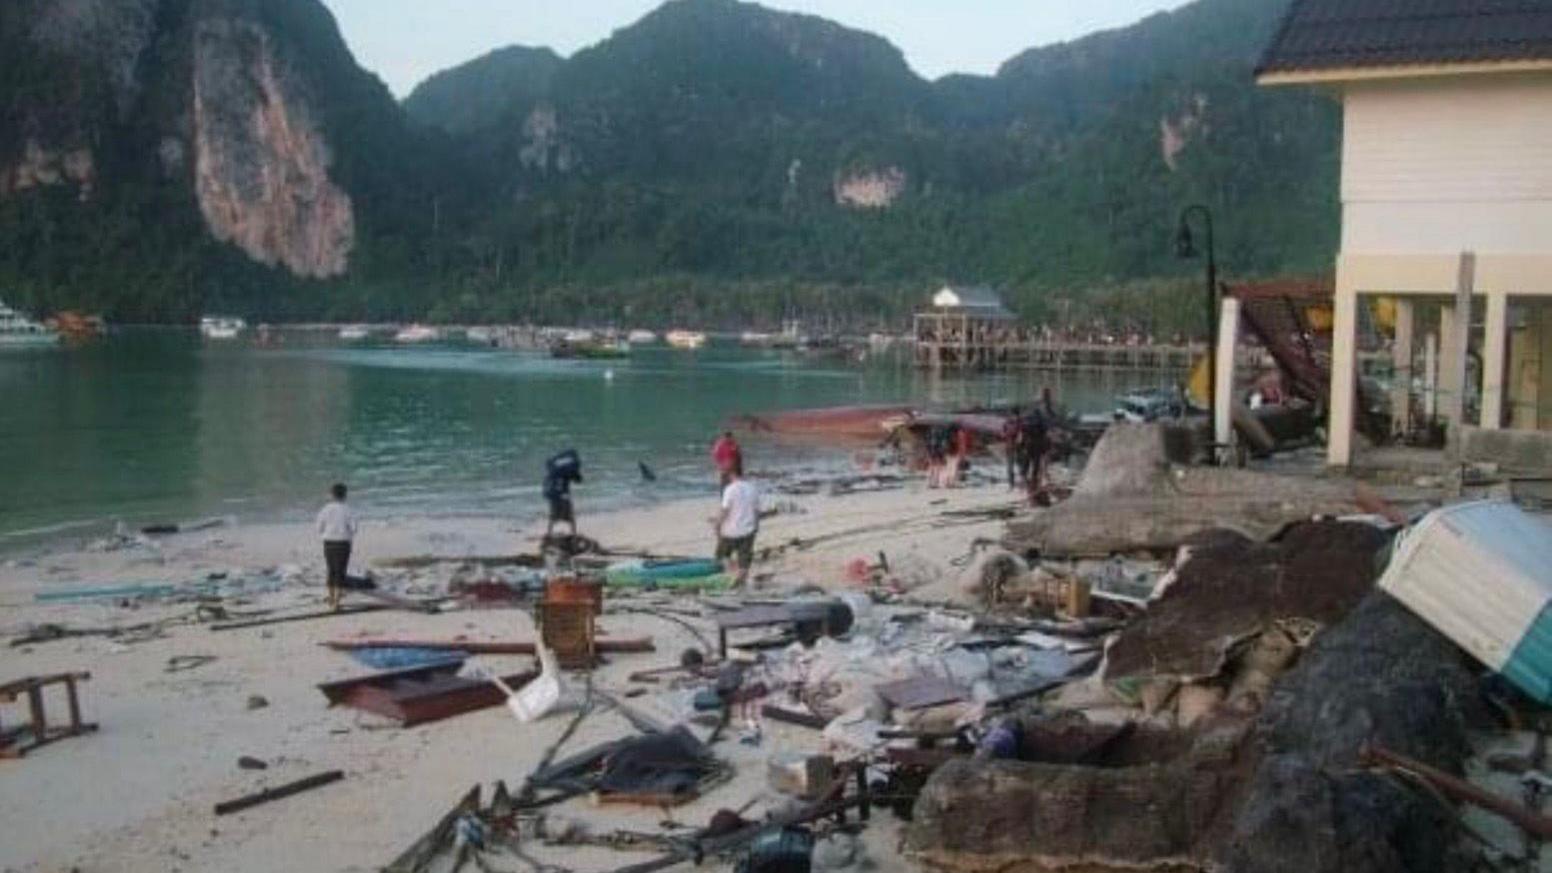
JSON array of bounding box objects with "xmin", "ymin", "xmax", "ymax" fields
[
  {"xmin": 200, "ymin": 316, "xmax": 245, "ymax": 340},
  {"xmin": 394, "ymin": 324, "xmax": 441, "ymax": 343},
  {"xmin": 0, "ymin": 300, "xmax": 61, "ymax": 347},
  {"xmin": 339, "ymin": 325, "xmax": 371, "ymax": 341},
  {"xmin": 665, "ymin": 329, "xmax": 707, "ymax": 350},
  {"xmin": 627, "ymin": 329, "xmax": 658, "ymax": 345}
]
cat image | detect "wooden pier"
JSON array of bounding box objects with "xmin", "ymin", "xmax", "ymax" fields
[{"xmin": 913, "ymin": 337, "xmax": 1204, "ymax": 372}]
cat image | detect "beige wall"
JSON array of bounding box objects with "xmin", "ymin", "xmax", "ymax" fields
[{"xmin": 1341, "ymin": 73, "xmax": 1552, "ymax": 255}]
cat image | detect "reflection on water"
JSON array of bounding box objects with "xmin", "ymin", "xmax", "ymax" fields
[{"xmin": 0, "ymin": 331, "xmax": 1177, "ymax": 544}]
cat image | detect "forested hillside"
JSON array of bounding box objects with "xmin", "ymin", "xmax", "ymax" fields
[{"xmin": 0, "ymin": 0, "xmax": 1339, "ymax": 328}]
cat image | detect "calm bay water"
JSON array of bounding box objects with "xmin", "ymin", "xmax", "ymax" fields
[{"xmin": 1, "ymin": 330, "xmax": 1168, "ymax": 547}]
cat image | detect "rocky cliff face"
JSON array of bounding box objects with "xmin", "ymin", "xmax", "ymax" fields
[
  {"xmin": 192, "ymin": 17, "xmax": 353, "ymax": 278},
  {"xmin": 0, "ymin": 0, "xmax": 386, "ymax": 295}
]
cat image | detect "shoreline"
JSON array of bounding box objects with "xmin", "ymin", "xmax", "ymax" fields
[{"xmin": 0, "ymin": 477, "xmax": 1017, "ymax": 871}]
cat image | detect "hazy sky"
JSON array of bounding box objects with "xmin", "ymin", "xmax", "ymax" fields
[{"xmin": 322, "ymin": 0, "xmax": 1187, "ymax": 97}]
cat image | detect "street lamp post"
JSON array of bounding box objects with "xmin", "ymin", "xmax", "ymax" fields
[{"xmin": 1175, "ymin": 204, "xmax": 1218, "ymax": 411}]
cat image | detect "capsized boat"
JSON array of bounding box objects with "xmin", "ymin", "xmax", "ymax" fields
[
  {"xmin": 730, "ymin": 403, "xmax": 918, "ymax": 442},
  {"xmin": 200, "ymin": 316, "xmax": 245, "ymax": 340},
  {"xmin": 665, "ymin": 329, "xmax": 707, "ymax": 350},
  {"xmin": 0, "ymin": 300, "xmax": 60, "ymax": 347}
]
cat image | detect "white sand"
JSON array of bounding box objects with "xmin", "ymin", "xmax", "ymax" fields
[{"xmin": 0, "ymin": 479, "xmax": 1017, "ymax": 872}]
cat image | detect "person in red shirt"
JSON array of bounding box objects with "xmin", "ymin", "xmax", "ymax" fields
[{"xmin": 711, "ymin": 431, "xmax": 742, "ymax": 485}]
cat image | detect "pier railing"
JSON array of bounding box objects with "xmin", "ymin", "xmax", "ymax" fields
[{"xmin": 913, "ymin": 338, "xmax": 1205, "ymax": 372}]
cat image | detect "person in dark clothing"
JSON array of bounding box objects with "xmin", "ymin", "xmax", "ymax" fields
[
  {"xmin": 1003, "ymin": 406, "xmax": 1024, "ymax": 490},
  {"xmin": 544, "ymin": 450, "xmax": 584, "ymax": 537},
  {"xmin": 1021, "ymin": 410, "xmax": 1051, "ymax": 498}
]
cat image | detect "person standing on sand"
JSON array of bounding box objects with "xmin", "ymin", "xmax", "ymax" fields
[
  {"xmin": 316, "ymin": 483, "xmax": 358, "ymax": 611},
  {"xmin": 711, "ymin": 430, "xmax": 742, "ymax": 485},
  {"xmin": 544, "ymin": 449, "xmax": 584, "ymax": 538},
  {"xmin": 714, "ymin": 463, "xmax": 759, "ymax": 587}
]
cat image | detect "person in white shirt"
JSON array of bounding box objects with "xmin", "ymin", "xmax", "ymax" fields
[
  {"xmin": 315, "ymin": 482, "xmax": 358, "ymax": 610},
  {"xmin": 713, "ymin": 464, "xmax": 759, "ymax": 587}
]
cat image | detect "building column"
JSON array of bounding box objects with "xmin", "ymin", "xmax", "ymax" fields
[
  {"xmin": 1439, "ymin": 304, "xmax": 1460, "ymax": 426},
  {"xmin": 1390, "ymin": 299, "xmax": 1414, "ymax": 436},
  {"xmin": 1424, "ymin": 331, "xmax": 1439, "ymax": 420},
  {"xmin": 1481, "ymin": 291, "xmax": 1509, "ymax": 430},
  {"xmin": 1444, "ymin": 253, "xmax": 1476, "ymax": 454},
  {"xmin": 1214, "ymin": 296, "xmax": 1240, "ymax": 452},
  {"xmin": 1328, "ymin": 284, "xmax": 1360, "ymax": 466}
]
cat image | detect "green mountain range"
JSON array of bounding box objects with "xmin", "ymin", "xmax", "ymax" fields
[{"xmin": 0, "ymin": 0, "xmax": 1339, "ymax": 328}]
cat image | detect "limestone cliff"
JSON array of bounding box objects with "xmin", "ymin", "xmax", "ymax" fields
[
  {"xmin": 0, "ymin": 0, "xmax": 411, "ymax": 302},
  {"xmin": 192, "ymin": 17, "xmax": 353, "ymax": 278}
]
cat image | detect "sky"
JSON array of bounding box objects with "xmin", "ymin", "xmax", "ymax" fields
[{"xmin": 321, "ymin": 0, "xmax": 1187, "ymax": 98}]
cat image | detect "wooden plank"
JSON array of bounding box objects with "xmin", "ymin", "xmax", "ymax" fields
[
  {"xmin": 210, "ymin": 604, "xmax": 388, "ymax": 632},
  {"xmin": 322, "ymin": 637, "xmax": 654, "ymax": 655},
  {"xmin": 214, "ymin": 770, "xmax": 345, "ymax": 816}
]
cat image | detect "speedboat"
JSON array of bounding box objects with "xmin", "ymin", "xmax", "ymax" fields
[
  {"xmin": 665, "ymin": 329, "xmax": 706, "ymax": 350},
  {"xmin": 200, "ymin": 316, "xmax": 245, "ymax": 340},
  {"xmin": 338, "ymin": 325, "xmax": 370, "ymax": 342},
  {"xmin": 394, "ymin": 324, "xmax": 441, "ymax": 344},
  {"xmin": 0, "ymin": 300, "xmax": 60, "ymax": 347}
]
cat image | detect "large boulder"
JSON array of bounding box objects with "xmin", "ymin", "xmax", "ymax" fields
[{"xmin": 908, "ymin": 592, "xmax": 1486, "ymax": 873}]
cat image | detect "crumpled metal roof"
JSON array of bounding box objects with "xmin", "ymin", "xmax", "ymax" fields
[{"xmin": 1258, "ymin": 0, "xmax": 1552, "ymax": 76}]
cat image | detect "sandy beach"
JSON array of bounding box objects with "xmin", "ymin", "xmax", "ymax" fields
[{"xmin": 0, "ymin": 477, "xmax": 1020, "ymax": 872}]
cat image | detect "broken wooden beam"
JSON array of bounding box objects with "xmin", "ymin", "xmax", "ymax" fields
[
  {"xmin": 209, "ymin": 604, "xmax": 388, "ymax": 632},
  {"xmin": 322, "ymin": 637, "xmax": 655, "ymax": 656},
  {"xmin": 214, "ymin": 770, "xmax": 344, "ymax": 816},
  {"xmin": 1364, "ymin": 743, "xmax": 1552, "ymax": 840}
]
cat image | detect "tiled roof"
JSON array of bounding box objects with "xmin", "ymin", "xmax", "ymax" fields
[{"xmin": 1258, "ymin": 0, "xmax": 1552, "ymax": 76}]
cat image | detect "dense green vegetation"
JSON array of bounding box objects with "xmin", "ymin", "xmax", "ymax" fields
[{"xmin": 0, "ymin": 0, "xmax": 1339, "ymax": 332}]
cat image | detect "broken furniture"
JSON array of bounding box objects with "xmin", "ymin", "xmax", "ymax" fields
[
  {"xmin": 539, "ymin": 576, "xmax": 603, "ymax": 668},
  {"xmin": 715, "ymin": 601, "xmax": 853, "ymax": 659},
  {"xmin": 0, "ymin": 672, "xmax": 97, "ymax": 759},
  {"xmin": 317, "ymin": 661, "xmax": 537, "ymax": 727}
]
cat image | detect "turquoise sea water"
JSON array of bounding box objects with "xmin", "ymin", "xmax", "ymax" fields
[{"xmin": 0, "ymin": 330, "xmax": 1168, "ymax": 548}]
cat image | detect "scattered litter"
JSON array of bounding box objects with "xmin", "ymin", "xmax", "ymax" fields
[{"xmin": 166, "ymin": 655, "xmax": 218, "ymax": 673}]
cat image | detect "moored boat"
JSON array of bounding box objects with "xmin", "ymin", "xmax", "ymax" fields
[
  {"xmin": 339, "ymin": 325, "xmax": 371, "ymax": 341},
  {"xmin": 200, "ymin": 316, "xmax": 245, "ymax": 340},
  {"xmin": 627, "ymin": 329, "xmax": 658, "ymax": 345},
  {"xmin": 665, "ymin": 329, "xmax": 706, "ymax": 350},
  {"xmin": 394, "ymin": 324, "xmax": 441, "ymax": 344},
  {"xmin": 551, "ymin": 338, "xmax": 630, "ymax": 360},
  {"xmin": 0, "ymin": 300, "xmax": 61, "ymax": 347}
]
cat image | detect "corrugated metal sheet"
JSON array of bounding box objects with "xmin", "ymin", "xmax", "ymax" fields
[
  {"xmin": 1379, "ymin": 500, "xmax": 1552, "ymax": 702},
  {"xmin": 1504, "ymin": 603, "xmax": 1552, "ymax": 703}
]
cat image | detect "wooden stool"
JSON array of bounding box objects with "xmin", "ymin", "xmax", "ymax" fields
[{"xmin": 0, "ymin": 672, "xmax": 97, "ymax": 759}]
